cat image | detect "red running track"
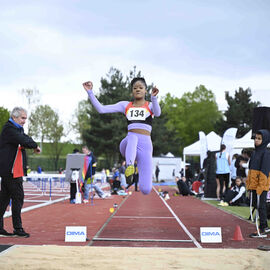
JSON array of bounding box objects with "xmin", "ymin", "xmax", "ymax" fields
[
  {"xmin": 90, "ymin": 187, "xmax": 269, "ymax": 248},
  {"xmin": 0, "ymin": 186, "xmax": 269, "ymax": 248}
]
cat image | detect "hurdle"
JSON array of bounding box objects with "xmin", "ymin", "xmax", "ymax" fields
[{"xmin": 24, "ymin": 173, "xmax": 69, "ymax": 202}]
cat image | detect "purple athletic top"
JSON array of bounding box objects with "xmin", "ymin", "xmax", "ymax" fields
[{"xmin": 87, "ymin": 90, "xmax": 161, "ymax": 132}]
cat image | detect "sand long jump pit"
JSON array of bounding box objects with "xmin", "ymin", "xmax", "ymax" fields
[{"xmin": 0, "ymin": 245, "xmax": 269, "ymax": 270}]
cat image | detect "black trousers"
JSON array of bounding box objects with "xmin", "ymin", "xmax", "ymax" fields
[
  {"xmin": 251, "ymin": 190, "xmax": 268, "ymax": 230},
  {"xmin": 70, "ymin": 182, "xmax": 77, "ymax": 201},
  {"xmin": 134, "ymin": 174, "xmax": 139, "ymax": 191},
  {"xmin": 0, "ymin": 176, "xmax": 24, "ymax": 230}
]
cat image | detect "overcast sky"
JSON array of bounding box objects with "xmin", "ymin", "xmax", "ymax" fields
[{"xmin": 1, "ymin": 0, "xmax": 270, "ymax": 140}]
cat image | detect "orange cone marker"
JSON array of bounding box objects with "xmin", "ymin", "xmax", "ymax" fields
[{"xmin": 233, "ymin": 225, "xmax": 244, "ymax": 241}]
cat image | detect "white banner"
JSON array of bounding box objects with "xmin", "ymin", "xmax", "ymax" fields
[
  {"xmin": 222, "ymin": 128, "xmax": 238, "ymax": 160},
  {"xmin": 199, "ymin": 131, "xmax": 208, "ymax": 169}
]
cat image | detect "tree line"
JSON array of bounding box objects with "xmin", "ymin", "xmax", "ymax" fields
[{"xmin": 0, "ymin": 67, "xmax": 260, "ymax": 169}]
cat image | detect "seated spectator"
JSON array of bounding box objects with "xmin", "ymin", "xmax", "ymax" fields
[
  {"xmin": 101, "ymin": 168, "xmax": 107, "ymax": 183},
  {"xmin": 220, "ymin": 177, "xmax": 247, "ymax": 206},
  {"xmin": 111, "ymin": 168, "xmax": 121, "ymax": 194},
  {"xmin": 82, "ymin": 178, "xmax": 109, "ymax": 200},
  {"xmin": 175, "ymin": 176, "xmax": 195, "ymax": 196},
  {"xmin": 185, "ymin": 165, "xmax": 193, "ymax": 188},
  {"xmin": 192, "ymin": 180, "xmax": 202, "ymax": 194}
]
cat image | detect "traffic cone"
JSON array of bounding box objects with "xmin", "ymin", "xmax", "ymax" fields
[{"xmin": 233, "ymin": 225, "xmax": 244, "ymax": 241}]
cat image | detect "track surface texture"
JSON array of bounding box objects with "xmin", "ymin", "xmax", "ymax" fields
[{"xmin": 1, "ymin": 186, "xmax": 269, "ymax": 248}]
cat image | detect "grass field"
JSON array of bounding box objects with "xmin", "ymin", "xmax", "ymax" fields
[{"xmin": 204, "ymin": 200, "xmax": 270, "ymax": 227}]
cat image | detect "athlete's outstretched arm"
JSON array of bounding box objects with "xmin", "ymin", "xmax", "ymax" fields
[
  {"xmin": 150, "ymin": 87, "xmax": 161, "ymax": 117},
  {"xmin": 82, "ymin": 81, "xmax": 127, "ymax": 114}
]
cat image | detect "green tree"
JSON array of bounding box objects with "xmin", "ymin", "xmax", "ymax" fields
[
  {"xmin": 163, "ymin": 85, "xmax": 222, "ymax": 153},
  {"xmin": 216, "ymin": 87, "xmax": 260, "ymax": 137},
  {"xmin": 46, "ymin": 113, "xmax": 65, "ymax": 171},
  {"xmin": 72, "ymin": 100, "xmax": 91, "ymax": 143},
  {"xmin": 151, "ymin": 100, "xmax": 182, "ymax": 156},
  {"xmin": 0, "ymin": 107, "xmax": 10, "ymax": 132},
  {"xmin": 28, "ymin": 105, "xmax": 56, "ymax": 151},
  {"xmin": 28, "ymin": 105, "xmax": 65, "ymax": 170}
]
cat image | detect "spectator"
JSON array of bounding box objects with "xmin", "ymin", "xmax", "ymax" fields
[
  {"xmin": 185, "ymin": 165, "xmax": 193, "ymax": 187},
  {"xmin": 119, "ymin": 161, "xmax": 127, "ymax": 189},
  {"xmin": 67, "ymin": 148, "xmax": 81, "ymax": 204},
  {"xmin": 0, "ymin": 107, "xmax": 41, "ymax": 238},
  {"xmin": 235, "ymin": 149, "xmax": 249, "ymax": 180},
  {"xmin": 240, "ymin": 150, "xmax": 252, "ymax": 182},
  {"xmin": 220, "ymin": 177, "xmax": 247, "ymax": 206},
  {"xmin": 246, "ymin": 130, "xmax": 270, "ymax": 238},
  {"xmin": 126, "ymin": 161, "xmax": 139, "ymax": 191},
  {"xmin": 106, "ymin": 168, "xmax": 110, "ymax": 182},
  {"xmin": 26, "ymin": 166, "xmax": 31, "ymax": 175},
  {"xmin": 215, "ymin": 144, "xmax": 231, "ymax": 201},
  {"xmin": 133, "ymin": 161, "xmax": 139, "ymax": 192},
  {"xmin": 82, "ymin": 146, "xmax": 107, "ymax": 202},
  {"xmin": 230, "ymin": 154, "xmax": 238, "ymax": 187},
  {"xmin": 192, "ymin": 179, "xmax": 203, "ymax": 195},
  {"xmin": 175, "ymin": 176, "xmax": 195, "ymax": 196},
  {"xmin": 101, "ymin": 168, "xmax": 107, "ymax": 184},
  {"xmin": 37, "ymin": 166, "xmax": 42, "ymax": 174},
  {"xmin": 111, "ymin": 168, "xmax": 121, "ymax": 195},
  {"xmin": 155, "ymin": 165, "xmax": 160, "ymax": 182}
]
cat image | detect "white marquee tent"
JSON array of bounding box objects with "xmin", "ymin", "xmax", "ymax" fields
[
  {"xmin": 183, "ymin": 131, "xmax": 222, "ymax": 157},
  {"xmin": 182, "ymin": 131, "xmax": 222, "ymax": 169},
  {"xmin": 182, "ymin": 130, "xmax": 255, "ymax": 171},
  {"xmin": 183, "ymin": 130, "xmax": 255, "ymax": 158}
]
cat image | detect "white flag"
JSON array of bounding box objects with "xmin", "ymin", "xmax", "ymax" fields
[
  {"xmin": 222, "ymin": 128, "xmax": 238, "ymax": 160},
  {"xmin": 199, "ymin": 131, "xmax": 208, "ymax": 169}
]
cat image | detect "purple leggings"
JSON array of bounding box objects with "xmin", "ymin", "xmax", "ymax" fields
[{"xmin": 119, "ymin": 132, "xmax": 153, "ymax": 195}]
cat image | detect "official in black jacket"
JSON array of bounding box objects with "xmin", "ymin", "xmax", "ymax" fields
[{"xmin": 0, "ymin": 107, "xmax": 40, "ymax": 238}]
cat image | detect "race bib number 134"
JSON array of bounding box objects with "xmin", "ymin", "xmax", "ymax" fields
[{"xmin": 127, "ymin": 108, "xmax": 147, "ymax": 121}]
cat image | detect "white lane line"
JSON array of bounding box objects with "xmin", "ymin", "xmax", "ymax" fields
[
  {"xmin": 24, "ymin": 200, "xmax": 49, "ymax": 203},
  {"xmin": 114, "ymin": 216, "xmax": 175, "ymax": 219},
  {"xmin": 153, "ymin": 187, "xmax": 202, "ymax": 248},
  {"xmin": 92, "ymin": 237, "xmax": 192, "ymax": 242},
  {"xmin": 25, "ymin": 194, "xmax": 44, "ymax": 200},
  {"xmin": 4, "ymin": 196, "xmax": 69, "ymax": 218}
]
